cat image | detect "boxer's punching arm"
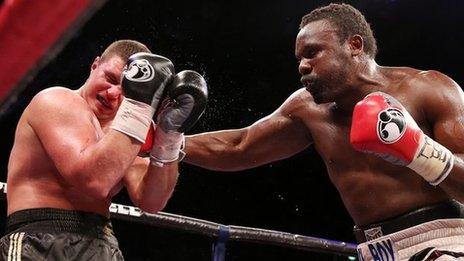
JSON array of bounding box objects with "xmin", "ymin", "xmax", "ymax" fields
[
  {"xmin": 123, "ymin": 157, "xmax": 178, "ymax": 213},
  {"xmin": 184, "ymin": 89, "xmax": 313, "ymax": 171},
  {"xmin": 422, "ymin": 71, "xmax": 464, "ymax": 201}
]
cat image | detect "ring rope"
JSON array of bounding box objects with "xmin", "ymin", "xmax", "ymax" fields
[{"xmin": 0, "ymin": 182, "xmax": 357, "ymax": 256}]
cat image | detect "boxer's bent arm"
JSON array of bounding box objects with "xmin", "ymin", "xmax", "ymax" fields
[
  {"xmin": 28, "ymin": 89, "xmax": 140, "ymax": 200},
  {"xmin": 123, "ymin": 157, "xmax": 179, "ymax": 213},
  {"xmin": 184, "ymin": 90, "xmax": 313, "ymax": 171},
  {"xmin": 422, "ymin": 71, "xmax": 464, "ymax": 201}
]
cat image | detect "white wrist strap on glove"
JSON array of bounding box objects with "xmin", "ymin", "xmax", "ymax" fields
[
  {"xmin": 407, "ymin": 135, "xmax": 454, "ymax": 185},
  {"xmin": 178, "ymin": 138, "xmax": 186, "ymax": 162},
  {"xmin": 110, "ymin": 98, "xmax": 155, "ymax": 143},
  {"xmin": 150, "ymin": 128, "xmax": 184, "ymax": 166}
]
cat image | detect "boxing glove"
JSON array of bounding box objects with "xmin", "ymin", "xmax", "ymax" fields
[
  {"xmin": 111, "ymin": 52, "xmax": 174, "ymax": 143},
  {"xmin": 144, "ymin": 70, "xmax": 208, "ymax": 165},
  {"xmin": 350, "ymin": 92, "xmax": 454, "ymax": 185}
]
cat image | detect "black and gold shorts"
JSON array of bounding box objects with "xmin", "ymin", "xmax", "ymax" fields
[{"xmin": 0, "ymin": 208, "xmax": 124, "ymax": 261}]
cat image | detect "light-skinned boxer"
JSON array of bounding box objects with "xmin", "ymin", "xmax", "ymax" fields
[{"xmin": 1, "ymin": 40, "xmax": 208, "ymax": 260}]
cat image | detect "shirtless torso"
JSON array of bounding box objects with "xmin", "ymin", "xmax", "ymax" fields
[
  {"xmin": 7, "ymin": 53, "xmax": 179, "ymax": 217},
  {"xmin": 286, "ymin": 67, "xmax": 454, "ymax": 225},
  {"xmin": 184, "ymin": 57, "xmax": 464, "ymax": 227},
  {"xmin": 7, "ymin": 88, "xmax": 123, "ymax": 216}
]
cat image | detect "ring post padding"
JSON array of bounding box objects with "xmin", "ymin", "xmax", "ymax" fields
[{"xmin": 212, "ymin": 225, "xmax": 230, "ymax": 261}]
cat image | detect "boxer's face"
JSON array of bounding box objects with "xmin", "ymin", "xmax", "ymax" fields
[
  {"xmin": 85, "ymin": 55, "xmax": 125, "ymax": 121},
  {"xmin": 295, "ymin": 19, "xmax": 352, "ymax": 103}
]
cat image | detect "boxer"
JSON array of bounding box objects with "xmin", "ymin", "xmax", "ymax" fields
[
  {"xmin": 0, "ymin": 40, "xmax": 208, "ymax": 260},
  {"xmin": 183, "ymin": 4, "xmax": 464, "ymax": 260}
]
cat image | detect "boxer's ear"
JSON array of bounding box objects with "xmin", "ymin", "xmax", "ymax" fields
[
  {"xmin": 348, "ymin": 35, "xmax": 363, "ymax": 56},
  {"xmin": 91, "ymin": 57, "xmax": 101, "ymax": 71}
]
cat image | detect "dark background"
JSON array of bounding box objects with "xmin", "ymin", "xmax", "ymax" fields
[{"xmin": 1, "ymin": 0, "xmax": 463, "ymax": 260}]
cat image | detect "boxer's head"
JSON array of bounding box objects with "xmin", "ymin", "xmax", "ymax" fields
[
  {"xmin": 83, "ymin": 40, "xmax": 151, "ymax": 121},
  {"xmin": 296, "ymin": 3, "xmax": 377, "ymax": 103}
]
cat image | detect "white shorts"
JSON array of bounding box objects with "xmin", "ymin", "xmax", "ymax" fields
[{"xmin": 357, "ymin": 219, "xmax": 464, "ymax": 261}]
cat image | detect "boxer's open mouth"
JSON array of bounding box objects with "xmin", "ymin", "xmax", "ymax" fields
[{"xmin": 97, "ymin": 94, "xmax": 112, "ymax": 110}]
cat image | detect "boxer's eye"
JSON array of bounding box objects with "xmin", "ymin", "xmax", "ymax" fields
[
  {"xmin": 304, "ymin": 49, "xmax": 316, "ymax": 59},
  {"xmin": 106, "ymin": 74, "xmax": 119, "ymax": 85}
]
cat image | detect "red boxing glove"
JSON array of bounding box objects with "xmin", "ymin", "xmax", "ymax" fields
[
  {"xmin": 350, "ymin": 92, "xmax": 454, "ymax": 185},
  {"xmin": 139, "ymin": 122, "xmax": 155, "ymax": 157},
  {"xmin": 138, "ymin": 122, "xmax": 186, "ymax": 163}
]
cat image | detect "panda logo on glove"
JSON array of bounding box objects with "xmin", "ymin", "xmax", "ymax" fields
[
  {"xmin": 377, "ymin": 108, "xmax": 406, "ymax": 144},
  {"xmin": 123, "ymin": 59, "xmax": 155, "ymax": 82}
]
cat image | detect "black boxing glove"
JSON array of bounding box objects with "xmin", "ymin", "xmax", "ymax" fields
[
  {"xmin": 149, "ymin": 70, "xmax": 208, "ymax": 165},
  {"xmin": 110, "ymin": 52, "xmax": 174, "ymax": 143}
]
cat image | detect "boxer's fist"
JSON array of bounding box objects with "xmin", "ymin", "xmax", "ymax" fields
[
  {"xmin": 150, "ymin": 70, "xmax": 208, "ymax": 165},
  {"xmin": 110, "ymin": 52, "xmax": 175, "ymax": 143},
  {"xmin": 122, "ymin": 52, "xmax": 174, "ymax": 106},
  {"xmin": 156, "ymin": 70, "xmax": 208, "ymax": 133},
  {"xmin": 350, "ymin": 92, "xmax": 454, "ymax": 185}
]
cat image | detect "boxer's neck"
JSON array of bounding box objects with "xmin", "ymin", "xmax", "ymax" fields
[{"xmin": 333, "ymin": 59, "xmax": 388, "ymax": 116}]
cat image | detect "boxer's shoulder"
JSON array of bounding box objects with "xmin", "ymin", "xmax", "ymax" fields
[
  {"xmin": 25, "ymin": 87, "xmax": 90, "ymax": 127},
  {"xmin": 280, "ymin": 87, "xmax": 318, "ymax": 116},
  {"xmin": 387, "ymin": 67, "xmax": 458, "ymax": 92},
  {"xmin": 291, "ymin": 88, "xmax": 333, "ymax": 124},
  {"xmin": 412, "ymin": 70, "xmax": 461, "ymax": 92},
  {"xmin": 34, "ymin": 86, "xmax": 80, "ymax": 100},
  {"xmin": 400, "ymin": 70, "xmax": 461, "ymax": 106},
  {"xmin": 381, "ymin": 67, "xmax": 459, "ymax": 107},
  {"xmin": 29, "ymin": 87, "xmax": 86, "ymax": 112}
]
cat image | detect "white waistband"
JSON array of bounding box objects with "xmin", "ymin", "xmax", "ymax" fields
[{"xmin": 357, "ymin": 219, "xmax": 464, "ymax": 261}]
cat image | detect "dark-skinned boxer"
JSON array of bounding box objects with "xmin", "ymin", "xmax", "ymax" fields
[{"xmin": 182, "ymin": 4, "xmax": 464, "ymax": 261}]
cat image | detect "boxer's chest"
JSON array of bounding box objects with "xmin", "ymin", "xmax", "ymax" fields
[{"xmin": 309, "ymin": 116, "xmax": 359, "ymax": 169}]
